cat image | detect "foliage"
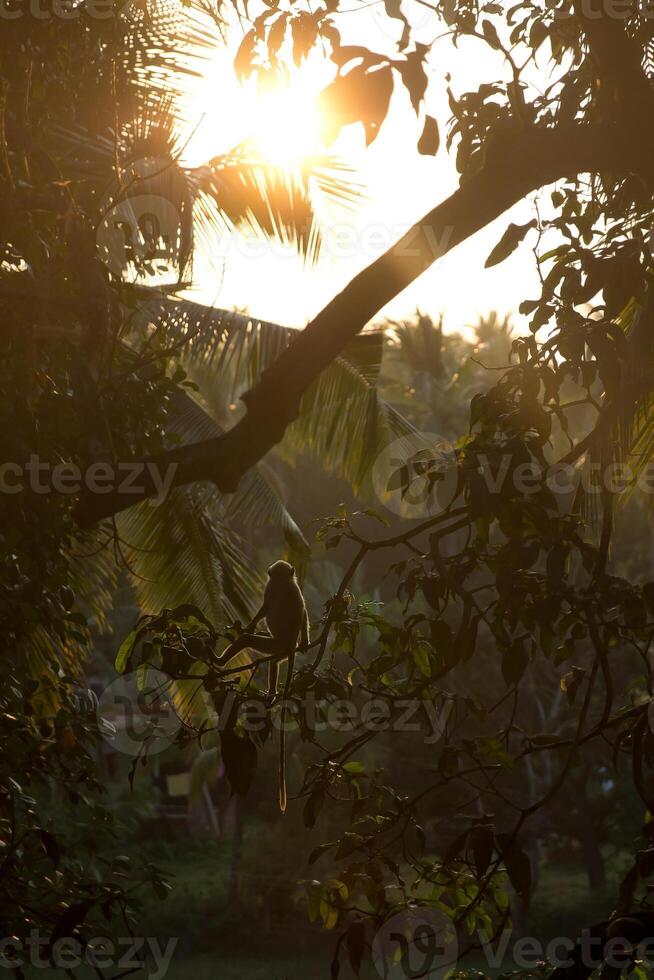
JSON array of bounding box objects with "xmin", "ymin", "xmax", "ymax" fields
[{"xmin": 7, "ymin": 0, "xmax": 654, "ymax": 977}]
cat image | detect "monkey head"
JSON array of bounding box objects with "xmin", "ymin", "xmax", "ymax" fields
[{"xmin": 267, "ymin": 560, "xmax": 296, "ymax": 580}]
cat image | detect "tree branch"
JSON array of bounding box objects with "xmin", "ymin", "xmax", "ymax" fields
[{"xmin": 76, "ymin": 120, "xmax": 653, "ymax": 528}]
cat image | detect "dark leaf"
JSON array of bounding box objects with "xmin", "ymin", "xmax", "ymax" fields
[
  {"xmin": 346, "ymin": 921, "xmax": 367, "ymax": 975},
  {"xmin": 50, "ymin": 900, "xmax": 95, "ymax": 946},
  {"xmin": 235, "ymin": 30, "xmax": 258, "ymax": 81},
  {"xmin": 417, "ymin": 115, "xmax": 440, "ymax": 156},
  {"xmin": 481, "ymin": 19, "xmax": 502, "ymax": 49},
  {"xmin": 397, "ymin": 44, "xmax": 428, "ymax": 112},
  {"xmin": 267, "ymin": 13, "xmax": 289, "ymax": 60},
  {"xmin": 221, "ymin": 729, "xmax": 257, "ymax": 797},
  {"xmin": 496, "ymin": 834, "xmax": 531, "ymax": 903},
  {"xmin": 39, "ymin": 830, "xmax": 60, "ymax": 867},
  {"xmin": 501, "ymin": 639, "xmax": 528, "ymax": 686},
  {"xmin": 318, "ymin": 65, "xmax": 394, "ymax": 146},
  {"xmin": 304, "ymin": 789, "xmax": 325, "ymax": 828},
  {"xmin": 485, "ymin": 220, "xmax": 536, "ymax": 268},
  {"xmin": 309, "ymin": 842, "xmax": 336, "ymax": 865},
  {"xmin": 291, "ymin": 12, "xmax": 318, "ymax": 66},
  {"xmin": 470, "ymin": 822, "xmax": 494, "ymax": 879}
]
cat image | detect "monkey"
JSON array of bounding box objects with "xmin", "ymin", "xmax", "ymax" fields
[{"xmin": 216, "ymin": 560, "xmax": 309, "ymax": 812}]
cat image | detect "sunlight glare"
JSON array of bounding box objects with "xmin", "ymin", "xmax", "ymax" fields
[{"xmin": 249, "ymin": 80, "xmax": 323, "ymax": 167}]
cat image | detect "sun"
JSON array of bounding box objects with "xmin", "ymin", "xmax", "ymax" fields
[
  {"xmin": 249, "ymin": 80, "xmax": 324, "ymax": 167},
  {"xmin": 181, "ymin": 43, "xmax": 332, "ymax": 170}
]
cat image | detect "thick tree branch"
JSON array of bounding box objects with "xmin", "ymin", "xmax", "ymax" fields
[{"xmin": 76, "ymin": 120, "xmax": 653, "ymax": 528}]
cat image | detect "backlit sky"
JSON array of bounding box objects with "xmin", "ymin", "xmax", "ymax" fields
[{"xmin": 179, "ymin": 1, "xmax": 546, "ymax": 334}]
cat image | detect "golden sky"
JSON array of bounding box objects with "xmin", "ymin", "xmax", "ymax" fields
[{"xmin": 180, "ymin": 2, "xmax": 545, "ymax": 334}]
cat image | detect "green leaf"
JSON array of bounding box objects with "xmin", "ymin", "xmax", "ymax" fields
[{"xmin": 115, "ymin": 630, "xmax": 138, "ymax": 674}]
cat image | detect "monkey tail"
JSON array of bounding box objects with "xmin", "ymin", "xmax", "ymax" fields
[
  {"xmin": 279, "ymin": 721, "xmax": 287, "ymax": 814},
  {"xmin": 278, "ymin": 651, "xmax": 295, "ymax": 814}
]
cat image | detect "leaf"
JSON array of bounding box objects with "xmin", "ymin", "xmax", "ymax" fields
[
  {"xmin": 346, "ymin": 922, "xmax": 367, "ymax": 975},
  {"xmin": 267, "ymin": 13, "xmax": 288, "ymax": 60},
  {"xmin": 234, "ymin": 29, "xmax": 258, "ymax": 81},
  {"xmin": 418, "ymin": 115, "xmax": 440, "ymax": 156},
  {"xmin": 397, "ymin": 44, "xmax": 428, "ymax": 112},
  {"xmin": 413, "ymin": 643, "xmax": 431, "ymax": 677},
  {"xmin": 383, "ymin": 0, "xmax": 407, "ymax": 26},
  {"xmin": 485, "ymin": 220, "xmax": 536, "ymax": 268},
  {"xmin": 50, "ymin": 899, "xmax": 96, "ymax": 946},
  {"xmin": 470, "ymin": 822, "xmax": 494, "ymax": 879},
  {"xmin": 481, "ymin": 19, "xmax": 501, "ymax": 49},
  {"xmin": 496, "ymin": 834, "xmax": 531, "ymax": 903},
  {"xmin": 318, "ymin": 65, "xmax": 394, "ymax": 146},
  {"xmin": 560, "ymin": 666, "xmax": 585, "ymax": 705},
  {"xmin": 39, "ymin": 830, "xmax": 60, "ymax": 867},
  {"xmin": 309, "ymin": 842, "xmax": 336, "ymax": 865},
  {"xmin": 501, "ymin": 639, "xmax": 528, "ymax": 686},
  {"xmin": 443, "ymin": 828, "xmax": 469, "ymax": 866},
  {"xmin": 304, "ymin": 789, "xmax": 325, "ymax": 828},
  {"xmin": 115, "ymin": 629, "xmax": 138, "ymax": 674},
  {"xmin": 220, "ymin": 728, "xmax": 257, "ymax": 797},
  {"xmin": 291, "ymin": 12, "xmax": 318, "ymax": 66}
]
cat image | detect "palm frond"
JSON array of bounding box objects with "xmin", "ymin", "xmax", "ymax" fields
[
  {"xmin": 127, "ymin": 291, "xmax": 416, "ymax": 491},
  {"xmin": 166, "ymin": 388, "xmax": 310, "ymax": 563},
  {"xmin": 117, "ymin": 484, "xmax": 264, "ymax": 624}
]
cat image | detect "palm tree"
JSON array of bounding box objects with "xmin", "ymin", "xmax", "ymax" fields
[{"xmin": 0, "ymin": 0, "xmax": 419, "ymax": 643}]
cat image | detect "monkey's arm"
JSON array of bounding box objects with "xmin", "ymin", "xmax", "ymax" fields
[{"xmin": 245, "ymin": 602, "xmax": 267, "ymax": 632}]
